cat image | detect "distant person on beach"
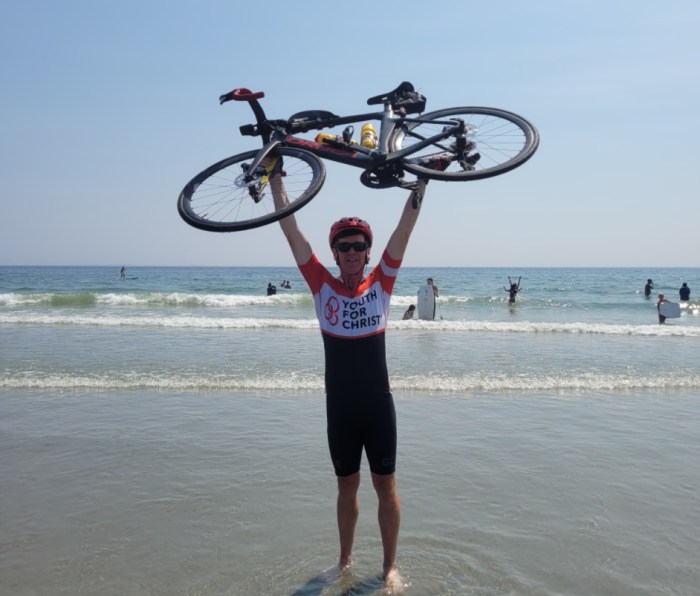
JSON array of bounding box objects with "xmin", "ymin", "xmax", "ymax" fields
[
  {"xmin": 645, "ymin": 279, "xmax": 654, "ymax": 297},
  {"xmin": 268, "ymin": 154, "xmax": 426, "ymax": 589},
  {"xmin": 505, "ymin": 276, "xmax": 521, "ymax": 303},
  {"xmin": 657, "ymin": 293, "xmax": 669, "ymax": 324},
  {"xmin": 120, "ymin": 266, "xmax": 126, "ymax": 280},
  {"xmin": 267, "ymin": 283, "xmax": 276, "ymax": 296},
  {"xmin": 402, "ymin": 305, "xmax": 416, "ymax": 320},
  {"xmin": 679, "ymin": 283, "xmax": 690, "ymax": 302}
]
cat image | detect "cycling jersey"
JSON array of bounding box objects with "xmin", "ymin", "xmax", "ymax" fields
[
  {"xmin": 299, "ymin": 249, "xmax": 402, "ymax": 477},
  {"xmin": 299, "ymin": 249, "xmax": 401, "ymax": 395}
]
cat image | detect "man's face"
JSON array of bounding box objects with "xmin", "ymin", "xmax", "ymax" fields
[
  {"xmin": 333, "ymin": 233, "xmax": 370, "ymax": 276},
  {"xmin": 427, "ymin": 279, "xmax": 433, "ymax": 285}
]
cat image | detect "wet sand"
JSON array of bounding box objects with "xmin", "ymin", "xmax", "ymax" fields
[{"xmin": 1, "ymin": 389, "xmax": 699, "ymax": 595}]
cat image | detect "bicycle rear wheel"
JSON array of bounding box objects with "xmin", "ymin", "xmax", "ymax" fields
[
  {"xmin": 390, "ymin": 107, "xmax": 539, "ymax": 181},
  {"xmin": 178, "ymin": 147, "xmax": 325, "ymax": 232}
]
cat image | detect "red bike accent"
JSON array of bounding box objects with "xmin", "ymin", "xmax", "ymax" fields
[
  {"xmin": 286, "ymin": 136, "xmax": 358, "ymax": 159},
  {"xmin": 232, "ymin": 88, "xmax": 265, "ymax": 101}
]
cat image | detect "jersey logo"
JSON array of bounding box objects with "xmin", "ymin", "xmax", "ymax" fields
[{"xmin": 324, "ymin": 296, "xmax": 340, "ymax": 326}]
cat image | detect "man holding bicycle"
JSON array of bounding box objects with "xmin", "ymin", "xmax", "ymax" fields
[{"xmin": 268, "ymin": 158, "xmax": 425, "ymax": 589}]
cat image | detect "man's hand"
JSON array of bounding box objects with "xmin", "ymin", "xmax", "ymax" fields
[{"xmin": 262, "ymin": 155, "xmax": 284, "ymax": 178}]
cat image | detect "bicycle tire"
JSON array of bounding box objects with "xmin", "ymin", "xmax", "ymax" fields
[
  {"xmin": 178, "ymin": 147, "xmax": 325, "ymax": 233},
  {"xmin": 390, "ymin": 107, "xmax": 539, "ymax": 181}
]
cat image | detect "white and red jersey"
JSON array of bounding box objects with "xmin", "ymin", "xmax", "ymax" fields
[{"xmin": 299, "ymin": 250, "xmax": 402, "ymax": 394}]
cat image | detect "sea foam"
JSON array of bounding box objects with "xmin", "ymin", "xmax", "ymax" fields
[
  {"xmin": 2, "ymin": 313, "xmax": 700, "ymax": 336},
  {"xmin": 2, "ymin": 371, "xmax": 699, "ymax": 393},
  {"xmin": 0, "ymin": 292, "xmax": 312, "ymax": 308}
]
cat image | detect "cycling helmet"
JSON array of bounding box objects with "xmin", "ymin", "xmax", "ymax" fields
[{"xmin": 329, "ymin": 217, "xmax": 373, "ymax": 248}]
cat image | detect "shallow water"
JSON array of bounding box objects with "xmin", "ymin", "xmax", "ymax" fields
[
  {"xmin": 1, "ymin": 390, "xmax": 699, "ymax": 595},
  {"xmin": 1, "ymin": 266, "xmax": 700, "ymax": 393},
  {"xmin": 2, "ymin": 266, "xmax": 699, "ymax": 594}
]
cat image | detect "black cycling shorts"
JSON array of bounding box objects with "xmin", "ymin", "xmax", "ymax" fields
[{"xmin": 326, "ymin": 391, "xmax": 397, "ymax": 477}]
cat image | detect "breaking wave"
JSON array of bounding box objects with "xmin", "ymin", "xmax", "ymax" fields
[
  {"xmin": 2, "ymin": 313, "xmax": 700, "ymax": 336},
  {"xmin": 3, "ymin": 371, "xmax": 700, "ymax": 393},
  {"xmin": 0, "ymin": 292, "xmax": 313, "ymax": 308}
]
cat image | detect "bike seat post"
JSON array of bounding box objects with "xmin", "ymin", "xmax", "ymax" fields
[{"xmin": 378, "ymin": 101, "xmax": 394, "ymax": 154}]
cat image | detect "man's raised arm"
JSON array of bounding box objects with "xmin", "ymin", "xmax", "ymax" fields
[
  {"xmin": 269, "ymin": 173, "xmax": 313, "ymax": 266},
  {"xmin": 385, "ymin": 181, "xmax": 427, "ymax": 262}
]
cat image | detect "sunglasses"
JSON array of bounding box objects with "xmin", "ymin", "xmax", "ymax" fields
[{"xmin": 336, "ymin": 241, "xmax": 368, "ymax": 253}]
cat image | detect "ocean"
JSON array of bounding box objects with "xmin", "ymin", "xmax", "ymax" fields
[{"xmin": 1, "ymin": 265, "xmax": 699, "ymax": 595}]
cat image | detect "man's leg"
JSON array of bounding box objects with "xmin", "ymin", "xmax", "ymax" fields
[
  {"xmin": 371, "ymin": 472, "xmax": 401, "ymax": 576},
  {"xmin": 337, "ymin": 471, "xmax": 361, "ymax": 568}
]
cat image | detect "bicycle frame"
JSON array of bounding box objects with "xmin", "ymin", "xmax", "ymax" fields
[{"xmin": 239, "ymin": 100, "xmax": 466, "ymax": 183}]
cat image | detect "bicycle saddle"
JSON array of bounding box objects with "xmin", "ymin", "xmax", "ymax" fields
[{"xmin": 367, "ymin": 82, "xmax": 415, "ymax": 105}]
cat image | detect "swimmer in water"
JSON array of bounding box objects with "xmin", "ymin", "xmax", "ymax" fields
[
  {"xmin": 645, "ymin": 279, "xmax": 654, "ymax": 297},
  {"xmin": 505, "ymin": 276, "xmax": 521, "ymax": 304},
  {"xmin": 402, "ymin": 305, "xmax": 415, "ymax": 320}
]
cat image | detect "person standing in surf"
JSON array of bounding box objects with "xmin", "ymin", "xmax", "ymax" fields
[
  {"xmin": 426, "ymin": 278, "xmax": 439, "ymax": 319},
  {"xmin": 427, "ymin": 277, "xmax": 439, "ymax": 297},
  {"xmin": 657, "ymin": 293, "xmax": 669, "ymax": 324},
  {"xmin": 645, "ymin": 279, "xmax": 654, "ymax": 297},
  {"xmin": 120, "ymin": 266, "xmax": 126, "ymax": 280},
  {"xmin": 679, "ymin": 283, "xmax": 690, "ymax": 302},
  {"xmin": 267, "ymin": 157, "xmax": 425, "ymax": 590},
  {"xmin": 505, "ymin": 276, "xmax": 521, "ymax": 303}
]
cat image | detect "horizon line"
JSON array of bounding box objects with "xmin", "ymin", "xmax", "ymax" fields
[{"xmin": 1, "ymin": 264, "xmax": 699, "ymax": 270}]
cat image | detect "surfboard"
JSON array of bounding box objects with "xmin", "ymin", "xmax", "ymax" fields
[
  {"xmin": 659, "ymin": 302, "xmax": 681, "ymax": 318},
  {"xmin": 416, "ymin": 285, "xmax": 435, "ymax": 320}
]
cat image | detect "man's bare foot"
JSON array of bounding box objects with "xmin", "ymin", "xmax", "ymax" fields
[
  {"xmin": 383, "ymin": 566, "xmax": 408, "ymax": 594},
  {"xmin": 317, "ymin": 557, "xmax": 352, "ymax": 583}
]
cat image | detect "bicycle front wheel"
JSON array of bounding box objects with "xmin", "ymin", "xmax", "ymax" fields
[
  {"xmin": 178, "ymin": 147, "xmax": 325, "ymax": 232},
  {"xmin": 390, "ymin": 107, "xmax": 539, "ymax": 181}
]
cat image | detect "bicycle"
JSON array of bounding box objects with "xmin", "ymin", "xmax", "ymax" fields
[{"xmin": 177, "ymin": 82, "xmax": 539, "ymax": 233}]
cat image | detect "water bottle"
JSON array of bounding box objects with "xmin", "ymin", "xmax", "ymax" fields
[
  {"xmin": 316, "ymin": 133, "xmax": 358, "ymax": 146},
  {"xmin": 315, "ymin": 133, "xmax": 336, "ymax": 145},
  {"xmin": 361, "ymin": 123, "xmax": 378, "ymax": 149}
]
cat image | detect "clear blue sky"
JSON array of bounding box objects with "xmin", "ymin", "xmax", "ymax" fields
[{"xmin": 1, "ymin": 0, "xmax": 698, "ymax": 267}]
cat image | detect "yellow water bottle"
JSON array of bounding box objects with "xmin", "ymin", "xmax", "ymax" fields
[
  {"xmin": 361, "ymin": 123, "xmax": 378, "ymax": 149},
  {"xmin": 316, "ymin": 132, "xmax": 359, "ymax": 146}
]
